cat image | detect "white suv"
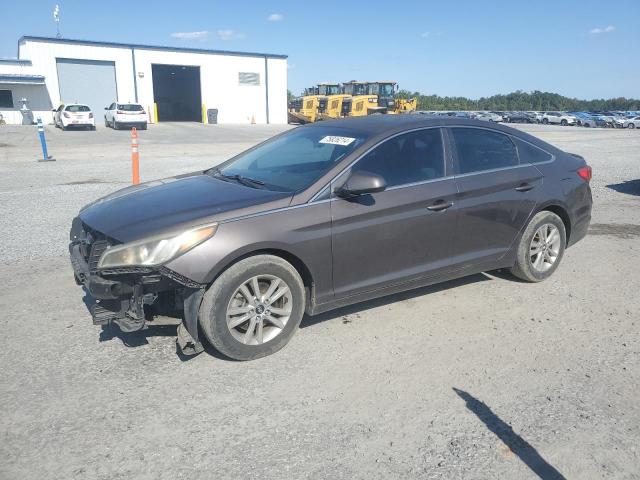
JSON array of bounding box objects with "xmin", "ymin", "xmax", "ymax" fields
[
  {"xmin": 541, "ymin": 112, "xmax": 576, "ymax": 126},
  {"xmin": 104, "ymin": 102, "xmax": 148, "ymax": 130},
  {"xmin": 53, "ymin": 104, "xmax": 95, "ymax": 130}
]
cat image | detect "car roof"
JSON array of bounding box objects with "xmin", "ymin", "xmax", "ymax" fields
[
  {"xmin": 302, "ymin": 114, "xmax": 509, "ymax": 133},
  {"xmin": 300, "ymin": 114, "xmax": 562, "ymax": 154}
]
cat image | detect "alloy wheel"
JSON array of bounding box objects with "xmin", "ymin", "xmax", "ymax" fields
[
  {"xmin": 529, "ymin": 224, "xmax": 561, "ymax": 272},
  {"xmin": 226, "ymin": 275, "xmax": 293, "ymax": 345}
]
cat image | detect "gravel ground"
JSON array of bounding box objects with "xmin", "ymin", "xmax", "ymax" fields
[{"xmin": 0, "ymin": 122, "xmax": 639, "ymax": 479}]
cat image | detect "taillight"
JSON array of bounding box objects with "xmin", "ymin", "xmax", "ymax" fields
[
  {"xmin": 577, "ymin": 165, "xmax": 592, "ymax": 182},
  {"xmin": 140, "ymin": 110, "xmax": 146, "ymax": 115},
  {"xmin": 89, "ymin": 112, "xmax": 93, "ymax": 118},
  {"xmin": 63, "ymin": 112, "xmax": 70, "ymax": 118}
]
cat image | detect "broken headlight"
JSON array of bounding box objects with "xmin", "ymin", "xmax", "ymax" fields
[{"xmin": 97, "ymin": 223, "xmax": 218, "ymax": 269}]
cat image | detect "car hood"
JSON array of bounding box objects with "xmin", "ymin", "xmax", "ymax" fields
[{"xmin": 79, "ymin": 172, "xmax": 293, "ymax": 243}]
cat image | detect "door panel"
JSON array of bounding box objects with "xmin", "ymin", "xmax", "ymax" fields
[
  {"xmin": 452, "ymin": 167, "xmax": 542, "ymax": 265},
  {"xmin": 448, "ymin": 126, "xmax": 542, "ymax": 266},
  {"xmin": 331, "ymin": 179, "xmax": 458, "ymax": 298}
]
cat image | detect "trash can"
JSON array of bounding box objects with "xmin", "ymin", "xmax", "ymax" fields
[{"xmin": 207, "ymin": 109, "xmax": 218, "ymax": 124}]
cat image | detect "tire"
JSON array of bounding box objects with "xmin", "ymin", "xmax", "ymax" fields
[
  {"xmin": 584, "ymin": 122, "xmax": 590, "ymax": 128},
  {"xmin": 113, "ymin": 121, "xmax": 119, "ymax": 130},
  {"xmin": 560, "ymin": 119, "xmax": 568, "ymax": 126},
  {"xmin": 542, "ymin": 118, "xmax": 549, "ymax": 125},
  {"xmin": 199, "ymin": 255, "xmax": 306, "ymax": 361},
  {"xmin": 104, "ymin": 117, "xmax": 109, "ymax": 127},
  {"xmin": 510, "ymin": 211, "xmax": 566, "ymax": 283},
  {"xmin": 629, "ymin": 123, "xmax": 635, "ymax": 129},
  {"xmin": 140, "ymin": 123, "xmax": 147, "ymax": 130}
]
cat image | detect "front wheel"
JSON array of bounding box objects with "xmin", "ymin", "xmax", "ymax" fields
[
  {"xmin": 199, "ymin": 255, "xmax": 306, "ymax": 360},
  {"xmin": 629, "ymin": 123, "xmax": 635, "ymax": 129},
  {"xmin": 542, "ymin": 118, "xmax": 549, "ymax": 125},
  {"xmin": 113, "ymin": 121, "xmax": 119, "ymax": 130},
  {"xmin": 510, "ymin": 211, "xmax": 566, "ymax": 282},
  {"xmin": 560, "ymin": 119, "xmax": 568, "ymax": 126}
]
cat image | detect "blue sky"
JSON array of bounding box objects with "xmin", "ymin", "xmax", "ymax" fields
[{"xmin": 1, "ymin": 0, "xmax": 638, "ymax": 99}]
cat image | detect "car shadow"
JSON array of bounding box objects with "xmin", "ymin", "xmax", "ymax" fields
[
  {"xmin": 300, "ymin": 272, "xmax": 494, "ymax": 329},
  {"xmin": 453, "ymin": 388, "xmax": 566, "ymax": 480},
  {"xmin": 606, "ymin": 179, "xmax": 640, "ymax": 196}
]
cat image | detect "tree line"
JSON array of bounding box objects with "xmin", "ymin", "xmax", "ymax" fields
[{"xmin": 396, "ymin": 89, "xmax": 640, "ymax": 112}]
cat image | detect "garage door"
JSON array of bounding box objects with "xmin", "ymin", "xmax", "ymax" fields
[{"xmin": 56, "ymin": 59, "xmax": 117, "ymax": 115}]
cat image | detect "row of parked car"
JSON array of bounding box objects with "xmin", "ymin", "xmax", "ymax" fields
[
  {"xmin": 52, "ymin": 102, "xmax": 149, "ymax": 131},
  {"xmin": 415, "ymin": 110, "xmax": 640, "ymax": 129}
]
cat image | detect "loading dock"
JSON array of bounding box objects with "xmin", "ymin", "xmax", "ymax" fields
[{"xmin": 152, "ymin": 64, "xmax": 202, "ymax": 122}]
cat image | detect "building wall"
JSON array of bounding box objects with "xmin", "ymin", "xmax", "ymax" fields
[
  {"xmin": 0, "ymin": 60, "xmax": 52, "ymax": 124},
  {"xmin": 18, "ymin": 40, "xmax": 135, "ymax": 124},
  {"xmin": 7, "ymin": 38, "xmax": 287, "ymax": 125}
]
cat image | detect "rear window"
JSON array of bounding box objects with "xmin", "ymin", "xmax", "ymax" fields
[
  {"xmin": 65, "ymin": 105, "xmax": 90, "ymax": 112},
  {"xmin": 451, "ymin": 127, "xmax": 518, "ymax": 174},
  {"xmin": 117, "ymin": 104, "xmax": 143, "ymax": 111},
  {"xmin": 513, "ymin": 138, "xmax": 553, "ymax": 164}
]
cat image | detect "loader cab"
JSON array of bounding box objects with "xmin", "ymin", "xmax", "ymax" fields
[
  {"xmin": 318, "ymin": 83, "xmax": 341, "ymax": 96},
  {"xmin": 368, "ymin": 82, "xmax": 397, "ymax": 111},
  {"xmin": 343, "ymin": 82, "xmax": 368, "ymax": 97}
]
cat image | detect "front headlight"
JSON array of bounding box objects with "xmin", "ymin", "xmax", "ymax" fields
[{"xmin": 97, "ymin": 223, "xmax": 218, "ymax": 269}]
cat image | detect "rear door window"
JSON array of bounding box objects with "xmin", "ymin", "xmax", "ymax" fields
[
  {"xmin": 513, "ymin": 138, "xmax": 553, "ymax": 164},
  {"xmin": 351, "ymin": 128, "xmax": 445, "ymax": 187},
  {"xmin": 451, "ymin": 127, "xmax": 518, "ymax": 174},
  {"xmin": 65, "ymin": 105, "xmax": 90, "ymax": 112},
  {"xmin": 117, "ymin": 104, "xmax": 143, "ymax": 111}
]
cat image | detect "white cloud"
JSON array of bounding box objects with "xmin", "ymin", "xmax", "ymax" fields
[
  {"xmin": 420, "ymin": 31, "xmax": 442, "ymax": 38},
  {"xmin": 217, "ymin": 29, "xmax": 245, "ymax": 40},
  {"xmin": 420, "ymin": 31, "xmax": 430, "ymax": 38},
  {"xmin": 170, "ymin": 31, "xmax": 209, "ymax": 40},
  {"xmin": 267, "ymin": 13, "xmax": 284, "ymax": 22},
  {"xmin": 589, "ymin": 25, "xmax": 615, "ymax": 34}
]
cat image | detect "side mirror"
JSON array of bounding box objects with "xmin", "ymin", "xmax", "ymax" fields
[
  {"xmin": 104, "ymin": 107, "xmax": 109, "ymax": 110},
  {"xmin": 51, "ymin": 109, "xmax": 57, "ymax": 112},
  {"xmin": 336, "ymin": 170, "xmax": 387, "ymax": 197}
]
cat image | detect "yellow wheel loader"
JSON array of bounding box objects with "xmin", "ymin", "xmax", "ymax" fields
[
  {"xmin": 317, "ymin": 83, "xmax": 351, "ymax": 120},
  {"xmin": 288, "ymin": 86, "xmax": 327, "ymax": 124}
]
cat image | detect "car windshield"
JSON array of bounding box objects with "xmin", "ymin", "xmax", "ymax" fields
[
  {"xmin": 117, "ymin": 104, "xmax": 143, "ymax": 111},
  {"xmin": 211, "ymin": 127, "xmax": 366, "ymax": 192},
  {"xmin": 65, "ymin": 105, "xmax": 90, "ymax": 112}
]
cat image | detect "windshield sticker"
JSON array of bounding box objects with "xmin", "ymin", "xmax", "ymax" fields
[{"xmin": 319, "ymin": 136, "xmax": 356, "ymax": 146}]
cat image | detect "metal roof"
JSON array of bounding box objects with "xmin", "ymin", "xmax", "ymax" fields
[
  {"xmin": 18, "ymin": 36, "xmax": 288, "ymax": 60},
  {"xmin": 0, "ymin": 74, "xmax": 45, "ymax": 84}
]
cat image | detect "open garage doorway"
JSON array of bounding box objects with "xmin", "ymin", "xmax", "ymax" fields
[{"xmin": 152, "ymin": 64, "xmax": 202, "ymax": 122}]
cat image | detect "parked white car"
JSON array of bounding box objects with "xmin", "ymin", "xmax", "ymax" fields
[
  {"xmin": 53, "ymin": 104, "xmax": 95, "ymax": 130},
  {"xmin": 541, "ymin": 112, "xmax": 576, "ymax": 126},
  {"xmin": 624, "ymin": 116, "xmax": 640, "ymax": 129},
  {"xmin": 476, "ymin": 112, "xmax": 503, "ymax": 122},
  {"xmin": 104, "ymin": 102, "xmax": 148, "ymax": 130}
]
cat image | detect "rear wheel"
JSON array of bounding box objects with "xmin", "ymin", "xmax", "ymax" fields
[
  {"xmin": 113, "ymin": 121, "xmax": 119, "ymax": 130},
  {"xmin": 542, "ymin": 118, "xmax": 549, "ymax": 125},
  {"xmin": 560, "ymin": 119, "xmax": 568, "ymax": 126},
  {"xmin": 510, "ymin": 211, "xmax": 566, "ymax": 283},
  {"xmin": 199, "ymin": 255, "xmax": 306, "ymax": 361},
  {"xmin": 629, "ymin": 123, "xmax": 636, "ymax": 129}
]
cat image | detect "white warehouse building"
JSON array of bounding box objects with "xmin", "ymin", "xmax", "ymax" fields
[{"xmin": 0, "ymin": 36, "xmax": 288, "ymax": 125}]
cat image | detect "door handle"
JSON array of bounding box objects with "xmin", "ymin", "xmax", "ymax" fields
[
  {"xmin": 515, "ymin": 183, "xmax": 535, "ymax": 192},
  {"xmin": 426, "ymin": 200, "xmax": 453, "ymax": 212}
]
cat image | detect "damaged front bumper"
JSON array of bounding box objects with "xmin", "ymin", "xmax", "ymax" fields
[{"xmin": 69, "ymin": 219, "xmax": 206, "ymax": 355}]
